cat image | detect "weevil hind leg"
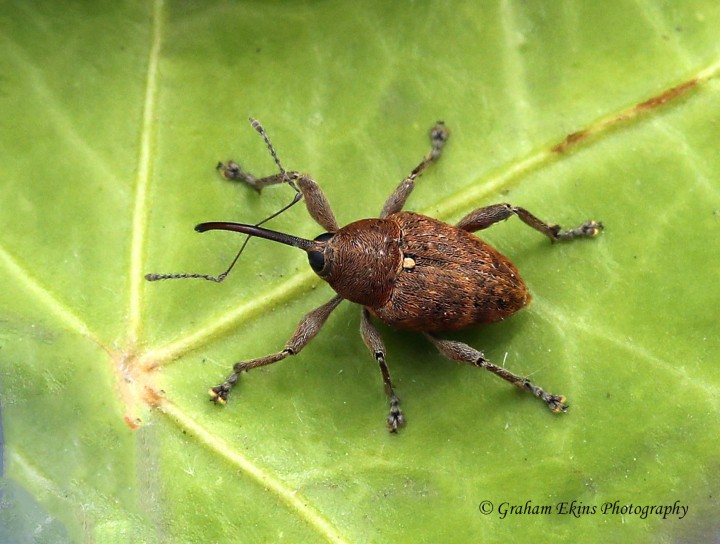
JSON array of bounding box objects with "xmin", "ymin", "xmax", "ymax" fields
[
  {"xmin": 210, "ymin": 295, "xmax": 343, "ymax": 403},
  {"xmin": 380, "ymin": 122, "xmax": 450, "ymax": 218},
  {"xmin": 456, "ymin": 203, "xmax": 602, "ymax": 242},
  {"xmin": 423, "ymin": 333, "xmax": 568, "ymax": 413},
  {"xmin": 360, "ymin": 308, "xmax": 405, "ymax": 432}
]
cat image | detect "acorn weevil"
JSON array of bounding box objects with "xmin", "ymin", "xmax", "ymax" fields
[{"xmin": 147, "ymin": 119, "xmax": 603, "ymax": 432}]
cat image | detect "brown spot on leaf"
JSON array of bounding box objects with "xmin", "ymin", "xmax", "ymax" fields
[
  {"xmin": 635, "ymin": 79, "xmax": 698, "ymax": 112},
  {"xmin": 143, "ymin": 386, "xmax": 164, "ymax": 408},
  {"xmin": 124, "ymin": 415, "xmax": 142, "ymax": 430},
  {"xmin": 552, "ymin": 129, "xmax": 590, "ymax": 154}
]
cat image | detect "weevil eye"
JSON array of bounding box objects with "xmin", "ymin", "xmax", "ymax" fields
[
  {"xmin": 307, "ymin": 232, "xmax": 334, "ymax": 276},
  {"xmin": 307, "ymin": 250, "xmax": 326, "ymax": 274}
]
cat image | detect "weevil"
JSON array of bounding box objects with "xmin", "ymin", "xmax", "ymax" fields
[{"xmin": 147, "ymin": 119, "xmax": 603, "ymax": 432}]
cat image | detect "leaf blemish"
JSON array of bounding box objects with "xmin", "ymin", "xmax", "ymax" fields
[
  {"xmin": 635, "ymin": 78, "xmax": 698, "ymax": 112},
  {"xmin": 551, "ymin": 77, "xmax": 700, "ymax": 156},
  {"xmin": 552, "ymin": 129, "xmax": 590, "ymax": 154}
]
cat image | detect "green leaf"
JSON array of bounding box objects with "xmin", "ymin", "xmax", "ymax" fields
[{"xmin": 2, "ymin": 1, "xmax": 719, "ymax": 542}]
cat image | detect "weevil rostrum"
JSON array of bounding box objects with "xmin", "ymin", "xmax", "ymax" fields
[{"xmin": 147, "ymin": 119, "xmax": 603, "ymax": 432}]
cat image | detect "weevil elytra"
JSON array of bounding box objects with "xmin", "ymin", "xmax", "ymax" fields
[{"xmin": 147, "ymin": 119, "xmax": 603, "ymax": 432}]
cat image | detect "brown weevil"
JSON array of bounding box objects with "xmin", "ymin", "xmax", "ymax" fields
[{"xmin": 147, "ymin": 118, "xmax": 603, "ymax": 432}]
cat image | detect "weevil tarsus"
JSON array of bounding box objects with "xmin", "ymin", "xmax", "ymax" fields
[{"xmin": 380, "ymin": 121, "xmax": 450, "ymax": 218}]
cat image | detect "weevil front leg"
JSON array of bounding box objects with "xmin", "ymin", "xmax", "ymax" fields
[
  {"xmin": 423, "ymin": 333, "xmax": 568, "ymax": 413},
  {"xmin": 218, "ymin": 168, "xmax": 339, "ymax": 233},
  {"xmin": 217, "ymin": 164, "xmax": 291, "ymax": 194},
  {"xmin": 218, "ymin": 118, "xmax": 297, "ymax": 192},
  {"xmin": 218, "ymin": 118, "xmax": 340, "ymax": 232},
  {"xmin": 456, "ymin": 203, "xmax": 603, "ymax": 241},
  {"xmin": 210, "ymin": 295, "xmax": 343, "ymax": 403},
  {"xmin": 360, "ymin": 308, "xmax": 405, "ymax": 432},
  {"xmin": 380, "ymin": 121, "xmax": 450, "ymax": 218}
]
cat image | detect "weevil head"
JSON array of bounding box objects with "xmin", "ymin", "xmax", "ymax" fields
[
  {"xmin": 195, "ymin": 219, "xmax": 402, "ymax": 307},
  {"xmin": 307, "ymin": 219, "xmax": 401, "ymax": 307}
]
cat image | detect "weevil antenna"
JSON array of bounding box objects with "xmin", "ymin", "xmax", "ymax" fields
[
  {"xmin": 145, "ymin": 189, "xmax": 304, "ymax": 283},
  {"xmin": 249, "ymin": 117, "xmax": 286, "ymax": 178},
  {"xmin": 145, "ymin": 118, "xmax": 306, "ymax": 283}
]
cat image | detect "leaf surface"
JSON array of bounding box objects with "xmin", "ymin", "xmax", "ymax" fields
[{"xmin": 1, "ymin": 2, "xmax": 719, "ymax": 542}]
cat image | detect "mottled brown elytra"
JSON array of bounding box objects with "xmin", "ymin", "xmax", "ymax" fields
[{"xmin": 147, "ymin": 119, "xmax": 603, "ymax": 432}]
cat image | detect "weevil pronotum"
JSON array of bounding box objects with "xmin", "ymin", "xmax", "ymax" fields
[{"xmin": 147, "ymin": 119, "xmax": 603, "ymax": 432}]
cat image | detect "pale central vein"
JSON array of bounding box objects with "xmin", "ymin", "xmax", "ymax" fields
[
  {"xmin": 128, "ymin": 0, "xmax": 164, "ymax": 341},
  {"xmin": 159, "ymin": 400, "xmax": 348, "ymax": 544}
]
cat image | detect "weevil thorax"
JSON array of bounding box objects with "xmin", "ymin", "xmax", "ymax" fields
[{"xmin": 308, "ymin": 218, "xmax": 402, "ymax": 306}]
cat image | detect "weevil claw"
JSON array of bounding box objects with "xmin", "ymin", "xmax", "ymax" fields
[
  {"xmin": 387, "ymin": 412, "xmax": 406, "ymax": 433},
  {"xmin": 547, "ymin": 394, "xmax": 568, "ymax": 413},
  {"xmin": 386, "ymin": 394, "xmax": 406, "ymax": 433},
  {"xmin": 209, "ymin": 385, "xmax": 230, "ymax": 405}
]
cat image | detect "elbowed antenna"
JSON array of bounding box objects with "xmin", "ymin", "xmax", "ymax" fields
[
  {"xmin": 146, "ymin": 118, "xmax": 305, "ymax": 284},
  {"xmin": 144, "ymin": 221, "xmax": 321, "ymax": 283},
  {"xmin": 195, "ymin": 222, "xmax": 321, "ymax": 252}
]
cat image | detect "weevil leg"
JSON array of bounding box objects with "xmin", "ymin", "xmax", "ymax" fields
[
  {"xmin": 216, "ymin": 167, "xmax": 339, "ymax": 232},
  {"xmin": 291, "ymin": 173, "xmax": 339, "ymax": 232},
  {"xmin": 217, "ymin": 162, "xmax": 287, "ymax": 193},
  {"xmin": 209, "ymin": 295, "xmax": 343, "ymax": 404},
  {"xmin": 360, "ymin": 308, "xmax": 405, "ymax": 432},
  {"xmin": 217, "ymin": 117, "xmax": 298, "ymax": 192},
  {"xmin": 217, "ymin": 119, "xmax": 340, "ymax": 232},
  {"xmin": 423, "ymin": 333, "xmax": 568, "ymax": 413},
  {"xmin": 380, "ymin": 122, "xmax": 450, "ymax": 218},
  {"xmin": 456, "ymin": 203, "xmax": 603, "ymax": 242}
]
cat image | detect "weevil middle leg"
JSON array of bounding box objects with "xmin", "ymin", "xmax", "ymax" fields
[
  {"xmin": 360, "ymin": 308, "xmax": 405, "ymax": 432},
  {"xmin": 456, "ymin": 203, "xmax": 603, "ymax": 241},
  {"xmin": 380, "ymin": 121, "xmax": 450, "ymax": 218}
]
